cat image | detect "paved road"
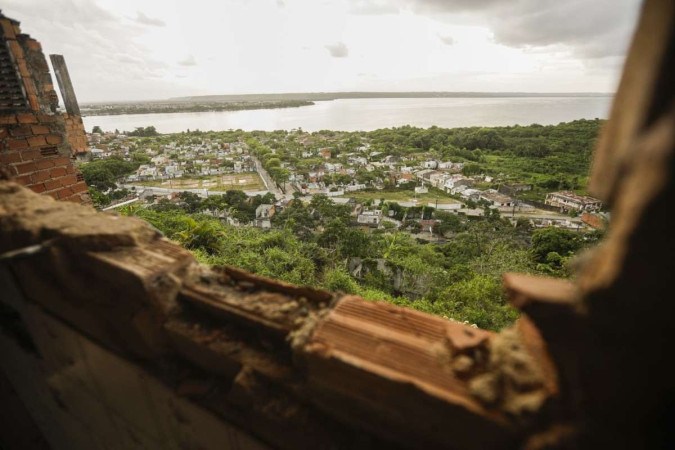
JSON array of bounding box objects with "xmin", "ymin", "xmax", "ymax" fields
[{"xmin": 251, "ymin": 156, "xmax": 283, "ymax": 197}]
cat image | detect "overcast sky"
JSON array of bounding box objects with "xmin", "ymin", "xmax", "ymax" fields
[{"xmin": 3, "ymin": 0, "xmax": 642, "ymax": 102}]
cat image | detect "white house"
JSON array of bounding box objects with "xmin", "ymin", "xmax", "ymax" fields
[{"xmin": 357, "ymin": 210, "xmax": 382, "ymax": 225}]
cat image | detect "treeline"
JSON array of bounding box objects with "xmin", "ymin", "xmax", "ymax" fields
[
  {"xmin": 82, "ymin": 100, "xmax": 314, "ymax": 117},
  {"xmin": 366, "ymin": 120, "xmax": 602, "ymax": 195}
]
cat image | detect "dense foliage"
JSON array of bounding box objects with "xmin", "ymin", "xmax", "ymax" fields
[{"xmin": 121, "ymin": 192, "xmax": 602, "ymax": 330}]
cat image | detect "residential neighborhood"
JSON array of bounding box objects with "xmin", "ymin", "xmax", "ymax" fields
[{"xmin": 82, "ymin": 126, "xmax": 605, "ymax": 234}]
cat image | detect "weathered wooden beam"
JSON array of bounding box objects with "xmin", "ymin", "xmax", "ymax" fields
[{"xmin": 48, "ymin": 54, "xmax": 80, "ymax": 116}]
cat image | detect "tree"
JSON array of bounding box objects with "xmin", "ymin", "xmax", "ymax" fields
[
  {"xmin": 531, "ymin": 227, "xmax": 583, "ymax": 263},
  {"xmin": 92, "ymin": 125, "xmax": 103, "ymax": 134}
]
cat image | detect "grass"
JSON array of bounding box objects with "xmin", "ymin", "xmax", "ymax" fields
[{"xmin": 136, "ymin": 172, "xmax": 265, "ymax": 192}]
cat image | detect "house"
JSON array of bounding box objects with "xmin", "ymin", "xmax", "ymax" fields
[
  {"xmin": 480, "ymin": 191, "xmax": 515, "ymax": 208},
  {"xmin": 443, "ymin": 175, "xmax": 472, "ymax": 193},
  {"xmin": 460, "ymin": 188, "xmax": 482, "ymax": 201},
  {"xmin": 427, "ymin": 172, "xmax": 447, "ymax": 188},
  {"xmin": 423, "ymin": 160, "xmax": 439, "ymax": 169},
  {"xmin": 256, "ymin": 204, "xmax": 276, "ymax": 219},
  {"xmin": 545, "ymin": 191, "xmax": 603, "ymax": 212},
  {"xmin": 345, "ymin": 183, "xmax": 367, "ymax": 192},
  {"xmin": 357, "ymin": 209, "xmax": 382, "ymax": 226},
  {"xmin": 348, "ymin": 156, "xmax": 368, "ymax": 166},
  {"xmin": 254, "ymin": 204, "xmax": 275, "ymax": 229},
  {"xmin": 325, "ymin": 163, "xmax": 343, "ymax": 172},
  {"xmin": 396, "ymin": 173, "xmax": 414, "ymax": 186}
]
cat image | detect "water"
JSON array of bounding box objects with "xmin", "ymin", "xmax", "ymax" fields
[{"xmin": 83, "ymin": 96, "xmax": 612, "ymax": 134}]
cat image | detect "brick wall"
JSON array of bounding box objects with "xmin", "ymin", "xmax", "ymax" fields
[
  {"xmin": 63, "ymin": 113, "xmax": 88, "ymax": 154},
  {"xmin": 0, "ymin": 11, "xmax": 90, "ymax": 204}
]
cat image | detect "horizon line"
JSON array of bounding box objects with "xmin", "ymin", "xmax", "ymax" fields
[{"xmin": 80, "ymin": 90, "xmax": 613, "ymax": 105}]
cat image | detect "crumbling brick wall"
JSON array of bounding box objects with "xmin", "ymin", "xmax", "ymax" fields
[
  {"xmin": 63, "ymin": 113, "xmax": 88, "ymax": 154},
  {"xmin": 0, "ymin": 11, "xmax": 90, "ymax": 204}
]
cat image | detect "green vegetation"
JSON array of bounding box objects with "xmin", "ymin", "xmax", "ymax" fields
[
  {"xmin": 365, "ymin": 120, "xmax": 602, "ymax": 200},
  {"xmin": 340, "ymin": 188, "xmax": 460, "ymax": 204},
  {"xmin": 127, "ymin": 126, "xmax": 159, "ymax": 137},
  {"xmin": 96, "ymin": 120, "xmax": 606, "ymax": 330},
  {"xmin": 80, "ymin": 157, "xmax": 138, "ymax": 207},
  {"xmin": 81, "ymin": 100, "xmax": 314, "ymax": 117},
  {"xmin": 121, "ymin": 192, "xmax": 603, "ymax": 330}
]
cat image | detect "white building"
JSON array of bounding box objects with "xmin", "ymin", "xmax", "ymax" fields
[{"xmin": 357, "ymin": 210, "xmax": 382, "ymax": 225}]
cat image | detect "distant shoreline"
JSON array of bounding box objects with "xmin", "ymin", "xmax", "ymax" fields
[
  {"xmin": 81, "ymin": 91, "xmax": 612, "ymax": 106},
  {"xmin": 80, "ymin": 100, "xmax": 315, "ymax": 117}
]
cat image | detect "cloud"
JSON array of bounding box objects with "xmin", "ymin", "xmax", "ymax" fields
[
  {"xmin": 135, "ymin": 11, "xmax": 166, "ymax": 27},
  {"xmin": 351, "ymin": 0, "xmax": 641, "ymax": 60},
  {"xmin": 325, "ymin": 42, "xmax": 349, "ymax": 58},
  {"xmin": 1, "ymin": 0, "xmax": 176, "ymax": 101},
  {"xmin": 276, "ymin": 0, "xmax": 285, "ymax": 7},
  {"xmin": 178, "ymin": 55, "xmax": 197, "ymax": 66},
  {"xmin": 407, "ymin": 0, "xmax": 503, "ymax": 13},
  {"xmin": 350, "ymin": 0, "xmax": 399, "ymax": 15},
  {"xmin": 438, "ymin": 34, "xmax": 455, "ymax": 46}
]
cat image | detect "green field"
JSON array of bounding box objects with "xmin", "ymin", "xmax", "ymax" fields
[
  {"xmin": 340, "ymin": 188, "xmax": 461, "ymax": 205},
  {"xmin": 137, "ymin": 172, "xmax": 265, "ymax": 192}
]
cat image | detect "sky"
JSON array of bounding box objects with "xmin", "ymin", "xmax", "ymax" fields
[{"xmin": 3, "ymin": 0, "xmax": 643, "ymax": 103}]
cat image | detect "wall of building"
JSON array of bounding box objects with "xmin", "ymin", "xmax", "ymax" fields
[{"xmin": 0, "ymin": 12, "xmax": 90, "ymax": 204}]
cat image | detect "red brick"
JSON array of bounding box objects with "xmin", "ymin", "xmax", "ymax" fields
[
  {"xmin": 71, "ymin": 181, "xmax": 89, "ymax": 194},
  {"xmin": 29, "ymin": 184, "xmax": 46, "ymax": 194},
  {"xmin": 27, "ymin": 136, "xmax": 47, "ymax": 147},
  {"xmin": 66, "ymin": 166, "xmax": 76, "ymax": 174},
  {"xmin": 31, "ymin": 170, "xmax": 51, "ymax": 182},
  {"xmin": 52, "ymin": 157, "xmax": 71, "ymax": 166},
  {"xmin": 45, "ymin": 134, "xmax": 63, "ymax": 145},
  {"xmin": 0, "ymin": 19, "xmax": 16, "ymax": 39},
  {"xmin": 37, "ymin": 114, "xmax": 57, "ymax": 123},
  {"xmin": 44, "ymin": 179, "xmax": 61, "ymax": 191},
  {"xmin": 8, "ymin": 139, "xmax": 28, "ymax": 150},
  {"xmin": 50, "ymin": 167, "xmax": 67, "ymax": 177},
  {"xmin": 57, "ymin": 187, "xmax": 74, "ymax": 199},
  {"xmin": 10, "ymin": 125, "xmax": 33, "ymax": 137},
  {"xmin": 31, "ymin": 125, "xmax": 50, "ymax": 135},
  {"xmin": 26, "ymin": 39, "xmax": 41, "ymax": 51},
  {"xmin": 0, "ymin": 152, "xmax": 21, "ymax": 164},
  {"xmin": 0, "ymin": 128, "xmax": 7, "ymax": 139},
  {"xmin": 14, "ymin": 174, "xmax": 32, "ymax": 185},
  {"xmin": 36, "ymin": 159, "xmax": 55, "ymax": 170},
  {"xmin": 14, "ymin": 162, "xmax": 36, "ymax": 174},
  {"xmin": 16, "ymin": 113, "xmax": 37, "ymax": 124},
  {"xmin": 20, "ymin": 149, "xmax": 41, "ymax": 161},
  {"xmin": 59, "ymin": 174, "xmax": 78, "ymax": 187},
  {"xmin": 0, "ymin": 116, "xmax": 17, "ymax": 125}
]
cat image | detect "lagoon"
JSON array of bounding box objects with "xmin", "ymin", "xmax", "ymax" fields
[{"xmin": 83, "ymin": 96, "xmax": 612, "ymax": 134}]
